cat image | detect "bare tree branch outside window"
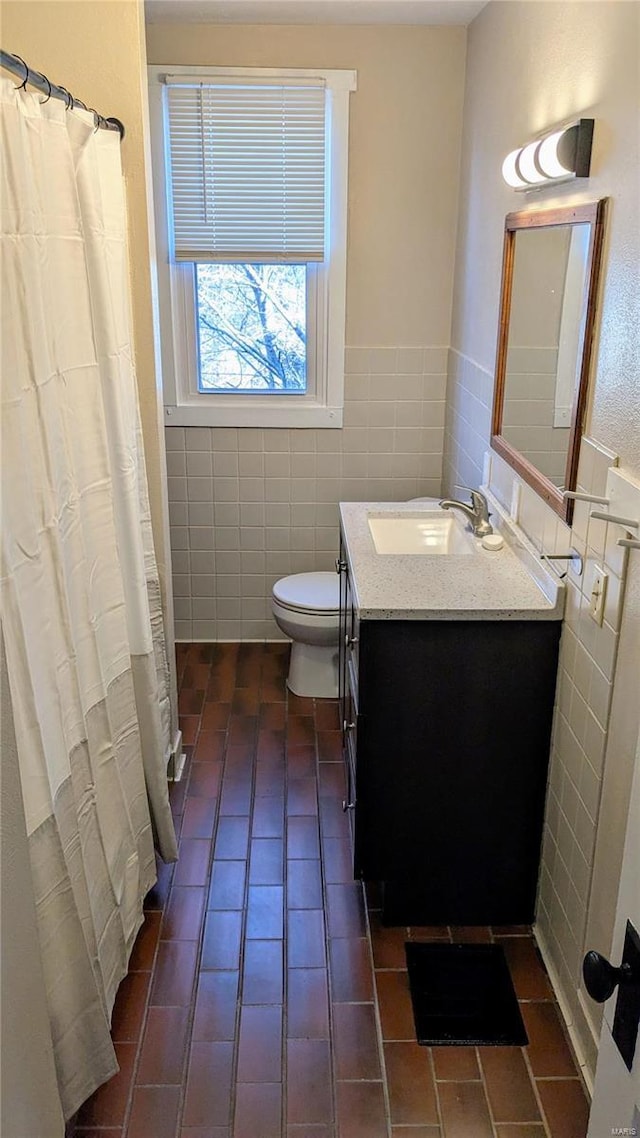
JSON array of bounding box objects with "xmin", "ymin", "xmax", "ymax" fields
[{"xmin": 196, "ymin": 264, "xmax": 307, "ymax": 392}]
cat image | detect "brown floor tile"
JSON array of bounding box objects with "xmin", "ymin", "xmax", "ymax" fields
[
  {"xmin": 255, "ymin": 763, "xmax": 285, "ymax": 799},
  {"xmin": 287, "ymin": 744, "xmax": 316, "ymax": 778},
  {"xmin": 316, "ymin": 730, "xmax": 342, "ymax": 762},
  {"xmin": 333, "ymin": 1001, "xmax": 382, "ymax": 1080},
  {"xmin": 318, "ymin": 762, "xmax": 346, "ymax": 798},
  {"xmin": 287, "ymin": 714, "xmax": 316, "ymax": 746},
  {"xmin": 127, "ymin": 1085, "xmax": 180, "ymax": 1138},
  {"xmin": 182, "ymin": 796, "xmax": 217, "ymax": 839},
  {"xmin": 163, "ymin": 886, "xmax": 206, "ymax": 939},
  {"xmin": 249, "ymin": 838, "xmax": 284, "ymax": 884},
  {"xmin": 326, "ymin": 882, "xmax": 366, "ymax": 938},
  {"xmin": 183, "ymin": 1042, "xmax": 234, "ymax": 1128},
  {"xmin": 480, "ymin": 1047, "xmax": 541, "ymax": 1123},
  {"xmin": 287, "ymin": 815, "xmax": 320, "ymax": 859},
  {"xmin": 150, "ymin": 941, "xmax": 198, "ymax": 1006},
  {"xmin": 287, "ymin": 909, "xmax": 327, "ymax": 967},
  {"xmin": 137, "ymin": 1005, "xmax": 190, "ymax": 1083},
  {"xmin": 232, "ymin": 688, "xmax": 261, "ymax": 716},
  {"xmin": 207, "ymin": 860, "xmax": 246, "ymax": 909},
  {"xmin": 438, "ymin": 1080, "xmax": 494, "ymax": 1137},
  {"xmin": 257, "ymin": 729, "xmax": 286, "ymax": 763},
  {"xmin": 214, "ymin": 815, "xmax": 250, "ymax": 859},
  {"xmin": 179, "ymin": 689, "xmax": 205, "ymax": 716},
  {"xmin": 192, "ymin": 971, "xmax": 239, "ymax": 1041},
  {"xmin": 200, "ymin": 701, "xmax": 231, "ymax": 730},
  {"xmin": 259, "ymin": 703, "xmax": 286, "ymax": 729},
  {"xmin": 537, "ymin": 1079, "xmax": 589, "ymax": 1138},
  {"xmin": 234, "ymin": 1083, "xmax": 282, "ymax": 1138},
  {"xmin": 220, "ymin": 775, "xmax": 253, "ymax": 815},
  {"xmin": 450, "ymin": 925, "xmax": 492, "ymax": 942},
  {"xmin": 237, "ymin": 1005, "xmax": 283, "ymax": 1082},
  {"xmin": 181, "ymin": 1130, "xmax": 229, "ymax": 1138},
  {"xmin": 252, "ymin": 795, "xmax": 285, "ymax": 839},
  {"xmin": 384, "ymin": 1041, "xmax": 438, "ymax": 1125},
  {"xmin": 315, "ymin": 701, "xmax": 340, "ymax": 731},
  {"xmin": 242, "ymin": 939, "xmax": 284, "ymax": 1004},
  {"xmin": 287, "ymin": 778, "xmax": 319, "ymax": 816},
  {"xmin": 495, "ymin": 1127, "xmax": 547, "ymax": 1137},
  {"xmin": 76, "ymin": 1043, "xmax": 136, "ymax": 1127},
  {"xmin": 319, "ymin": 797, "xmax": 350, "ymax": 840},
  {"xmin": 188, "ymin": 762, "xmax": 223, "ymax": 799},
  {"xmin": 375, "ymin": 969, "xmax": 416, "ymax": 1040},
  {"xmin": 286, "ymin": 1039, "xmax": 333, "ymax": 1125},
  {"xmin": 369, "ymin": 911, "xmax": 410, "ymax": 968},
  {"xmin": 129, "ymin": 910, "xmax": 162, "ymax": 970},
  {"xmin": 499, "ymin": 937, "xmax": 553, "ymax": 1000},
  {"xmin": 201, "ymin": 910, "xmax": 243, "ymax": 970},
  {"xmin": 321, "ymin": 837, "xmax": 353, "ymax": 884},
  {"xmin": 432, "ymin": 1045, "xmax": 480, "ymax": 1081},
  {"xmin": 391, "ymin": 1129, "xmax": 440, "ymax": 1137},
  {"xmin": 246, "ymin": 884, "xmax": 284, "ymax": 938},
  {"xmin": 287, "ymin": 858, "xmax": 323, "ymax": 908},
  {"xmin": 81, "ymin": 644, "xmax": 589, "ymax": 1138},
  {"xmin": 522, "ymin": 1001, "xmax": 579, "ymax": 1078},
  {"xmin": 335, "ymin": 1080, "xmax": 387, "ymax": 1138},
  {"xmin": 194, "ymin": 730, "xmax": 225, "ymax": 762},
  {"xmin": 329, "ymin": 937, "xmax": 374, "ymax": 1001},
  {"xmin": 110, "ymin": 970, "xmax": 150, "ymax": 1042},
  {"xmin": 287, "ymin": 969, "xmax": 329, "ymax": 1038}
]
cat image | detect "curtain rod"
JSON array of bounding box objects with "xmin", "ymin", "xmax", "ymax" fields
[{"xmin": 0, "ymin": 49, "xmax": 125, "ymax": 138}]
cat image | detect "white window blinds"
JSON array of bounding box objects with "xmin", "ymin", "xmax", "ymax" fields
[{"xmin": 164, "ymin": 78, "xmax": 327, "ymax": 263}]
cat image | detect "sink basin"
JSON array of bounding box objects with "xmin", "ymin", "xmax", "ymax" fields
[{"xmin": 367, "ymin": 512, "xmax": 476, "ymax": 555}]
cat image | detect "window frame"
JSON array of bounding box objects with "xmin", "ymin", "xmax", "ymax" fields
[{"xmin": 147, "ymin": 65, "xmax": 357, "ymax": 429}]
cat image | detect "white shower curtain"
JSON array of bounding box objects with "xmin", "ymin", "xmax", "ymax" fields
[{"xmin": 0, "ymin": 78, "xmax": 177, "ymax": 1121}]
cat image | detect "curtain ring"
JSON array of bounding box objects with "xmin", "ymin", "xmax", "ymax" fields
[
  {"xmin": 58, "ymin": 86, "xmax": 74, "ymax": 110},
  {"xmin": 88, "ymin": 108, "xmax": 101, "ymax": 133},
  {"xmin": 39, "ymin": 74, "xmax": 53, "ymax": 104},
  {"xmin": 12, "ymin": 55, "xmax": 29, "ymax": 90}
]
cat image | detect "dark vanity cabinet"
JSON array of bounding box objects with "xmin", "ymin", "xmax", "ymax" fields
[{"xmin": 337, "ymin": 538, "xmax": 561, "ymax": 927}]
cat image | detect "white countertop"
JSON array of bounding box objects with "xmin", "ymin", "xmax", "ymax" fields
[{"xmin": 339, "ymin": 498, "xmax": 565, "ymax": 621}]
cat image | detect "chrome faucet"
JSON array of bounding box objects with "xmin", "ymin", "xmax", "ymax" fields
[{"xmin": 439, "ymin": 488, "xmax": 493, "ymax": 538}]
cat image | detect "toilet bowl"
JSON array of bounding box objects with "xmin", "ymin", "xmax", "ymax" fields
[{"xmin": 271, "ymin": 572, "xmax": 340, "ymax": 698}]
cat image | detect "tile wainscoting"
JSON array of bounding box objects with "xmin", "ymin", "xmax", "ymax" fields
[{"xmin": 166, "ymin": 345, "xmax": 447, "ymax": 642}]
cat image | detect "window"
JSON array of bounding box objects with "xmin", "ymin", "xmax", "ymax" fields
[{"xmin": 148, "ymin": 66, "xmax": 356, "ymax": 427}]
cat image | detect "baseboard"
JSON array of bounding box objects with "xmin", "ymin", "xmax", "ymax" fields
[
  {"xmin": 174, "ymin": 637, "xmax": 289, "ymax": 644},
  {"xmin": 533, "ymin": 924, "xmax": 596, "ymax": 1097}
]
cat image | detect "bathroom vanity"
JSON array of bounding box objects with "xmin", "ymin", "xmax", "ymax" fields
[{"xmin": 338, "ymin": 499, "xmax": 563, "ymax": 926}]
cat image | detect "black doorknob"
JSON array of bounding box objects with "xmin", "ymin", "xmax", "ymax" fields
[{"xmin": 582, "ymin": 950, "xmax": 633, "ymax": 1003}]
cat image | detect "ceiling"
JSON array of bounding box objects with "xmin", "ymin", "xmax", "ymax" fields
[{"xmin": 145, "ymin": 0, "xmax": 488, "ymax": 25}]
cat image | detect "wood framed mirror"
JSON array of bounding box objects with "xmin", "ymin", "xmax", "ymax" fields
[{"xmin": 491, "ymin": 199, "xmax": 606, "ymax": 523}]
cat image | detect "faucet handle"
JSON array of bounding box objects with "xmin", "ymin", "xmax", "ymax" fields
[{"xmin": 455, "ymin": 485, "xmax": 489, "ymax": 508}]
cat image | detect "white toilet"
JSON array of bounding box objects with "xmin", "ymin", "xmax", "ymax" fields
[{"xmin": 271, "ymin": 572, "xmax": 340, "ymax": 698}]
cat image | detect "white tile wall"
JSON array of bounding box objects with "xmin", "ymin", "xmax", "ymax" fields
[{"xmin": 166, "ymin": 345, "xmax": 448, "ymax": 641}]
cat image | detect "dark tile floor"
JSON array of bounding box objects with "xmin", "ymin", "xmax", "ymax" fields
[{"xmin": 75, "ymin": 642, "xmax": 590, "ymax": 1138}]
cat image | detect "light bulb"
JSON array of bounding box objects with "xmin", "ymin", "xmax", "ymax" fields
[
  {"xmin": 502, "ymin": 148, "xmax": 528, "ymax": 188},
  {"xmin": 517, "ymin": 141, "xmax": 546, "ymax": 184},
  {"xmin": 537, "ymin": 129, "xmax": 573, "ymax": 178}
]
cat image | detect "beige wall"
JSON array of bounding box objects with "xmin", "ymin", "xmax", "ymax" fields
[
  {"xmin": 146, "ymin": 23, "xmax": 467, "ymax": 348},
  {"xmin": 2, "ymin": 0, "xmax": 178, "ymax": 726},
  {"xmin": 445, "ymin": 0, "xmax": 640, "ymax": 1083},
  {"xmin": 147, "ymin": 23, "xmax": 467, "ymax": 641}
]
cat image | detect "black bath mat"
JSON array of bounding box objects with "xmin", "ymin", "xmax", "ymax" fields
[{"xmin": 405, "ymin": 941, "xmax": 528, "ymax": 1046}]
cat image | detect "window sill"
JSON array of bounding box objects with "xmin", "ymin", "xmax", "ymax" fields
[{"xmin": 164, "ymin": 402, "xmax": 344, "ymax": 429}]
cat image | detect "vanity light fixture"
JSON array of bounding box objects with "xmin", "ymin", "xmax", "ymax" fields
[{"xmin": 502, "ymin": 118, "xmax": 594, "ymax": 190}]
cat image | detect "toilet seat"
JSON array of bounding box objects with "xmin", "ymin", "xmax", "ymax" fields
[{"xmin": 272, "ymin": 572, "xmax": 340, "ymax": 616}]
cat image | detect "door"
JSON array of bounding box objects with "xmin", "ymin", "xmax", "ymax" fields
[{"xmin": 587, "ymin": 726, "xmax": 640, "ymax": 1136}]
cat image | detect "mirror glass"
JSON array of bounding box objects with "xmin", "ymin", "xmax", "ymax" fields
[{"xmin": 491, "ymin": 201, "xmax": 606, "ymax": 522}]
